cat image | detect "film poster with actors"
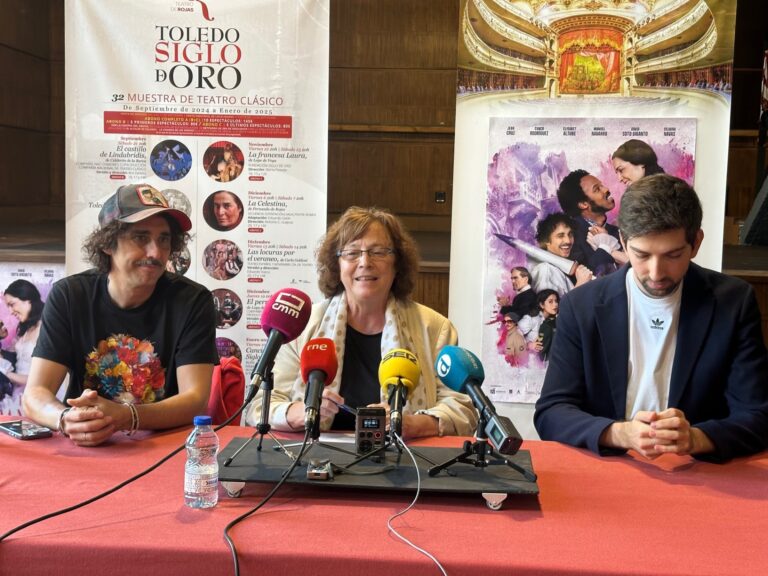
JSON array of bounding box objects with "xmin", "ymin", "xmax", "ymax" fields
[
  {"xmin": 0, "ymin": 263, "xmax": 67, "ymax": 416},
  {"xmin": 482, "ymin": 117, "xmax": 696, "ymax": 404},
  {"xmin": 65, "ymin": 0, "xmax": 329, "ymax": 376}
]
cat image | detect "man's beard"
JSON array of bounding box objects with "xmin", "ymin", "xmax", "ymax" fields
[
  {"xmin": 639, "ymin": 277, "xmax": 681, "ymax": 298},
  {"xmin": 588, "ymin": 199, "xmax": 610, "ymax": 214}
]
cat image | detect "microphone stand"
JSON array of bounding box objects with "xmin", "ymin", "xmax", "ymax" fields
[
  {"xmin": 278, "ymin": 415, "xmax": 359, "ymax": 466},
  {"xmin": 340, "ymin": 431, "xmax": 451, "ymax": 474},
  {"xmin": 223, "ymin": 367, "xmax": 296, "ymax": 467},
  {"xmin": 341, "ymin": 403, "xmax": 456, "ymax": 475},
  {"xmin": 427, "ymin": 415, "xmax": 537, "ymax": 482}
]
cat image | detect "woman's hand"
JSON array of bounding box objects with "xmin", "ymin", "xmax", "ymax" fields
[
  {"xmin": 320, "ymin": 389, "xmax": 344, "ymax": 421},
  {"xmin": 365, "ymin": 401, "xmax": 440, "ymax": 439},
  {"xmin": 402, "ymin": 413, "xmax": 439, "ymax": 439},
  {"xmin": 286, "ymin": 389, "xmax": 344, "ymax": 430}
]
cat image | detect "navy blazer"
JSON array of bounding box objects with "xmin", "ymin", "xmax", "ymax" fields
[{"xmin": 534, "ymin": 263, "xmax": 768, "ymax": 461}]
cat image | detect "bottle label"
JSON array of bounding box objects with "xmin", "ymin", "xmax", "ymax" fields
[
  {"xmin": 189, "ymin": 446, "xmax": 217, "ymax": 459},
  {"xmin": 184, "ymin": 472, "xmax": 218, "ymax": 493}
]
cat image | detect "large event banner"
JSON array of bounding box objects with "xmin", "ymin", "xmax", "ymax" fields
[
  {"xmin": 450, "ymin": 0, "xmax": 737, "ymax": 438},
  {"xmin": 65, "ymin": 0, "xmax": 329, "ymax": 376}
]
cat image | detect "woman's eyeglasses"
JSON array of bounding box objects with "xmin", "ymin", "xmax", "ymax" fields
[{"xmin": 336, "ymin": 248, "xmax": 395, "ymax": 261}]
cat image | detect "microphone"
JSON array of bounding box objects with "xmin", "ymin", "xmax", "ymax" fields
[
  {"xmin": 435, "ymin": 345, "xmax": 522, "ymax": 455},
  {"xmin": 247, "ymin": 288, "xmax": 312, "ymax": 409},
  {"xmin": 378, "ymin": 349, "xmax": 420, "ymax": 437},
  {"xmin": 299, "ymin": 338, "xmax": 338, "ymax": 431}
]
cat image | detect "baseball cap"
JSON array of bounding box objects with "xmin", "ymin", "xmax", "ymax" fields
[{"xmin": 98, "ymin": 184, "xmax": 192, "ymax": 232}]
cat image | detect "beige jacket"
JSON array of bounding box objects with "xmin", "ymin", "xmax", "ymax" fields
[{"xmin": 245, "ymin": 298, "xmax": 477, "ymax": 436}]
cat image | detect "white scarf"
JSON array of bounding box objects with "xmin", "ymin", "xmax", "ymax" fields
[{"xmin": 313, "ymin": 292, "xmax": 429, "ymax": 419}]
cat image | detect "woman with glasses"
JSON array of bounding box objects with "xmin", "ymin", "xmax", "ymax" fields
[{"xmin": 246, "ymin": 206, "xmax": 477, "ymax": 438}]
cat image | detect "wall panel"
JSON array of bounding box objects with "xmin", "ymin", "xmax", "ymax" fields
[
  {"xmin": 329, "ymin": 69, "xmax": 457, "ymax": 128},
  {"xmin": 0, "ymin": 47, "xmax": 50, "ymax": 132},
  {"xmin": 413, "ymin": 268, "xmax": 450, "ymax": 318},
  {"xmin": 330, "ymin": 0, "xmax": 459, "ymax": 69},
  {"xmin": 0, "ymin": 127, "xmax": 50, "ymax": 212},
  {"xmin": 0, "ymin": 0, "xmax": 50, "ymax": 58},
  {"xmin": 329, "ymin": 134, "xmax": 454, "ymax": 216}
]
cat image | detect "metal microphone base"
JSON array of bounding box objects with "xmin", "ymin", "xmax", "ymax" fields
[
  {"xmin": 223, "ymin": 424, "xmax": 298, "ymax": 467},
  {"xmin": 427, "ymin": 437, "xmax": 537, "ymax": 482},
  {"xmin": 338, "ymin": 432, "xmax": 457, "ymax": 476}
]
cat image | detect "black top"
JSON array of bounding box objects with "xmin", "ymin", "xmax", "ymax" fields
[
  {"xmin": 331, "ymin": 325, "xmax": 382, "ymax": 430},
  {"xmin": 538, "ymin": 316, "xmax": 556, "ymax": 361},
  {"xmin": 510, "ymin": 288, "xmax": 538, "ymax": 318},
  {"xmin": 34, "ymin": 270, "xmax": 219, "ymax": 403}
]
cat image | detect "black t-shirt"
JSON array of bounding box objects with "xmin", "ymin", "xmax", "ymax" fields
[
  {"xmin": 331, "ymin": 325, "xmax": 382, "ymax": 430},
  {"xmin": 34, "ymin": 270, "xmax": 219, "ymax": 403}
]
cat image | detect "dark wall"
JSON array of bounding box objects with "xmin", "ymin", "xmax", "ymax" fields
[
  {"xmin": 0, "ymin": 0, "xmax": 765, "ymax": 227},
  {"xmin": 730, "ymin": 0, "xmax": 768, "ymax": 130},
  {"xmin": 0, "ymin": 0, "xmax": 62, "ymax": 224}
]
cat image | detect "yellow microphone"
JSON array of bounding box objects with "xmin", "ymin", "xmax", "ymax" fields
[{"xmin": 378, "ymin": 349, "xmax": 420, "ymax": 437}]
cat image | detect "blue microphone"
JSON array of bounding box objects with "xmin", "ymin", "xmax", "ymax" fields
[{"xmin": 435, "ymin": 346, "xmax": 522, "ymax": 455}]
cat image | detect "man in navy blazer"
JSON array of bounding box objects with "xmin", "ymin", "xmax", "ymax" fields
[{"xmin": 535, "ymin": 175, "xmax": 768, "ymax": 462}]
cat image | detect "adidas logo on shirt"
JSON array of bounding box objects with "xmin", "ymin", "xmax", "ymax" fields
[{"xmin": 650, "ymin": 317, "xmax": 665, "ymax": 330}]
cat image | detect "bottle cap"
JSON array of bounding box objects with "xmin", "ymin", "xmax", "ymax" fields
[{"xmin": 193, "ymin": 415, "xmax": 213, "ymax": 426}]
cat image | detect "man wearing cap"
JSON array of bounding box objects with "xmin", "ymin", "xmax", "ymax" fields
[{"xmin": 22, "ymin": 184, "xmax": 219, "ymax": 447}]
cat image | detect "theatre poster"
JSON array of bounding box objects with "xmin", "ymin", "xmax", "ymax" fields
[
  {"xmin": 482, "ymin": 117, "xmax": 696, "ymax": 404},
  {"xmin": 0, "ymin": 263, "xmax": 67, "ymax": 416},
  {"xmin": 65, "ymin": 0, "xmax": 330, "ymax": 377},
  {"xmin": 449, "ymin": 1, "xmax": 735, "ymax": 436}
]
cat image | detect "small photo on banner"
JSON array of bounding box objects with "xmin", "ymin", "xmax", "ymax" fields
[
  {"xmin": 203, "ymin": 141, "xmax": 245, "ymax": 183},
  {"xmin": 150, "ymin": 139, "xmax": 193, "ymax": 181}
]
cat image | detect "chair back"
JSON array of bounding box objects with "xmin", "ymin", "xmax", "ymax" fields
[{"xmin": 207, "ymin": 356, "xmax": 245, "ymax": 425}]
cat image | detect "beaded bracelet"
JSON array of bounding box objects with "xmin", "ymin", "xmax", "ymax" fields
[
  {"xmin": 58, "ymin": 407, "xmax": 72, "ymax": 437},
  {"xmin": 123, "ymin": 402, "xmax": 139, "ymax": 436}
]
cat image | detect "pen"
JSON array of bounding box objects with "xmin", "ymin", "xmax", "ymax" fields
[{"xmin": 329, "ymin": 399, "xmax": 357, "ymax": 416}]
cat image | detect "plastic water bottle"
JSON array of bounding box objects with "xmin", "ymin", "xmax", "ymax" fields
[{"xmin": 184, "ymin": 415, "xmax": 219, "ymax": 508}]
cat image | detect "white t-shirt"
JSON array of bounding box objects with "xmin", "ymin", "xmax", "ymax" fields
[{"xmin": 625, "ymin": 270, "xmax": 682, "ymax": 419}]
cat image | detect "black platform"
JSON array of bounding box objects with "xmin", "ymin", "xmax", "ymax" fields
[{"xmin": 218, "ymin": 436, "xmax": 539, "ymax": 497}]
